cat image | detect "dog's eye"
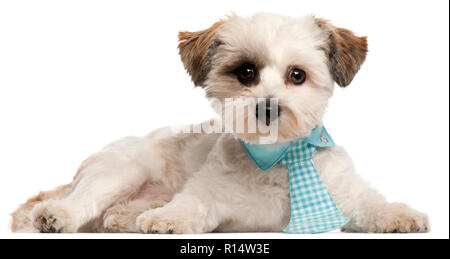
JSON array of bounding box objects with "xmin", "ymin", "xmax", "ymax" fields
[
  {"xmin": 234, "ymin": 63, "xmax": 258, "ymax": 86},
  {"xmin": 289, "ymin": 68, "xmax": 306, "ymax": 85}
]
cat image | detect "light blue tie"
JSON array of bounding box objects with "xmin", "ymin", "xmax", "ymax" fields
[{"xmin": 242, "ymin": 126, "xmax": 349, "ymax": 234}]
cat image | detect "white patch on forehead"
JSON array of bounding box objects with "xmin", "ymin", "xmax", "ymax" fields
[
  {"xmin": 259, "ymin": 66, "xmax": 284, "ymax": 97},
  {"xmin": 216, "ymin": 13, "xmax": 333, "ymax": 89}
]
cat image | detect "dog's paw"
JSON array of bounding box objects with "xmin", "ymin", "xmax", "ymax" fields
[
  {"xmin": 103, "ymin": 200, "xmax": 167, "ymax": 233},
  {"xmin": 31, "ymin": 201, "xmax": 76, "ymax": 233},
  {"xmin": 103, "ymin": 211, "xmax": 130, "ymax": 233},
  {"xmin": 136, "ymin": 208, "xmax": 192, "ymax": 234},
  {"xmin": 103, "ymin": 203, "xmax": 139, "ymax": 233},
  {"xmin": 368, "ymin": 203, "xmax": 430, "ymax": 233}
]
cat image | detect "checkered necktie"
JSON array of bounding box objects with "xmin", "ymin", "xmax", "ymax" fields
[
  {"xmin": 241, "ymin": 126, "xmax": 348, "ymax": 233},
  {"xmin": 280, "ymin": 139, "xmax": 348, "ymax": 233}
]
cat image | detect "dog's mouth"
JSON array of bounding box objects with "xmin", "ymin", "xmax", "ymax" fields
[
  {"xmin": 233, "ymin": 104, "xmax": 302, "ymax": 145},
  {"xmin": 255, "ymin": 98, "xmax": 282, "ymax": 127},
  {"xmin": 197, "ymin": 97, "xmax": 307, "ymax": 144}
]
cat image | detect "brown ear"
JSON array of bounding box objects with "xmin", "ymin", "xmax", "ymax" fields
[
  {"xmin": 315, "ymin": 18, "xmax": 368, "ymax": 87},
  {"xmin": 178, "ymin": 21, "xmax": 224, "ymax": 86}
]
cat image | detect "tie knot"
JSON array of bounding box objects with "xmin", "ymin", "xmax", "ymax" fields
[{"xmin": 280, "ymin": 139, "xmax": 316, "ymax": 166}]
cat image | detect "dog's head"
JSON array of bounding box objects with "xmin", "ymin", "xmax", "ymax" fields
[{"xmin": 178, "ymin": 14, "xmax": 367, "ymax": 143}]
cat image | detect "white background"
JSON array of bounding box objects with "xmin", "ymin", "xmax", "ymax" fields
[{"xmin": 0, "ymin": 0, "xmax": 448, "ymax": 239}]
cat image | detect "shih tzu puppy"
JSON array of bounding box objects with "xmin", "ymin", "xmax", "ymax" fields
[{"xmin": 12, "ymin": 13, "xmax": 429, "ymax": 234}]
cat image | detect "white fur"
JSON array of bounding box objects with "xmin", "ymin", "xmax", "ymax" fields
[{"xmin": 12, "ymin": 13, "xmax": 429, "ymax": 234}]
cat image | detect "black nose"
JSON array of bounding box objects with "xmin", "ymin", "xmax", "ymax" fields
[{"xmin": 255, "ymin": 99, "xmax": 281, "ymax": 126}]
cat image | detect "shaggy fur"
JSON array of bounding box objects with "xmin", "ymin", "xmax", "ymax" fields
[{"xmin": 12, "ymin": 13, "xmax": 429, "ymax": 234}]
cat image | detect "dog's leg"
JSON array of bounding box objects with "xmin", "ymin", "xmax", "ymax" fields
[
  {"xmin": 136, "ymin": 170, "xmax": 223, "ymax": 234},
  {"xmin": 314, "ymin": 146, "xmax": 430, "ymax": 233},
  {"xmin": 31, "ymin": 135, "xmax": 167, "ymax": 233},
  {"xmin": 136, "ymin": 134, "xmax": 235, "ymax": 234},
  {"xmin": 103, "ymin": 199, "xmax": 167, "ymax": 233},
  {"xmin": 137, "ymin": 196, "xmax": 217, "ymax": 234}
]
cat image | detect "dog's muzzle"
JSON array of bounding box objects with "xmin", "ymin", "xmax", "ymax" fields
[{"xmin": 255, "ymin": 98, "xmax": 281, "ymax": 126}]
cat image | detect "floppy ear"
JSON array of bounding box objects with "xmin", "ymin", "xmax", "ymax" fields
[
  {"xmin": 315, "ymin": 18, "xmax": 368, "ymax": 87},
  {"xmin": 178, "ymin": 21, "xmax": 224, "ymax": 87}
]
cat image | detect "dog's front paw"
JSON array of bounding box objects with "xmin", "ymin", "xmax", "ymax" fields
[
  {"xmin": 31, "ymin": 201, "xmax": 76, "ymax": 233},
  {"xmin": 136, "ymin": 208, "xmax": 196, "ymax": 234},
  {"xmin": 368, "ymin": 203, "xmax": 430, "ymax": 233}
]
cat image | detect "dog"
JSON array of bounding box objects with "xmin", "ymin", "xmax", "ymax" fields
[{"xmin": 11, "ymin": 13, "xmax": 429, "ymax": 233}]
